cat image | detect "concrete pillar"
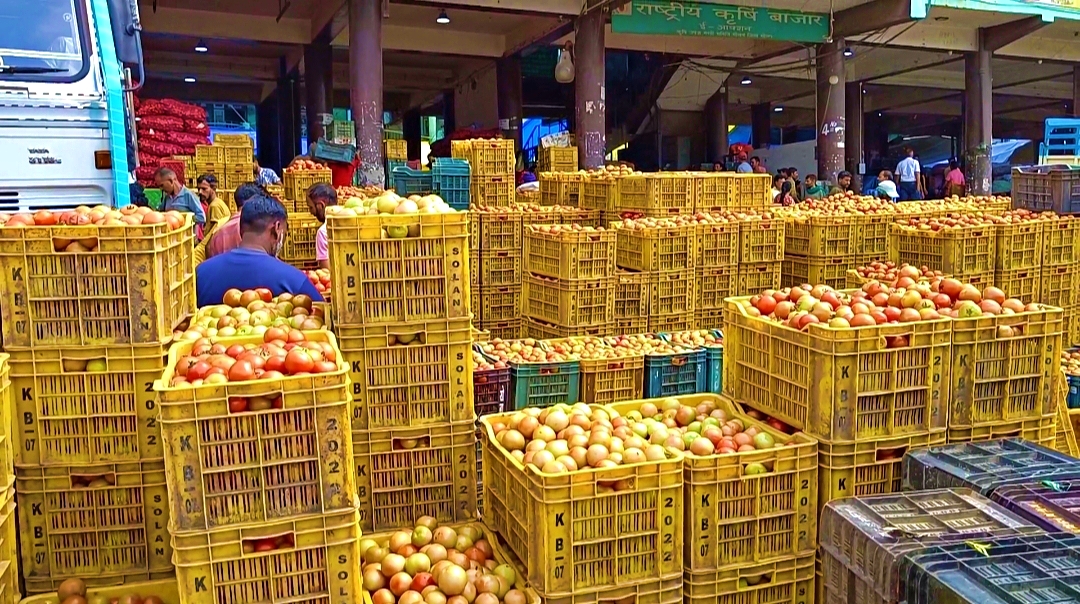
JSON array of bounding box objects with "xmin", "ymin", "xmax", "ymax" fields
[
  {"xmin": 304, "ymin": 34, "xmax": 333, "ymax": 143},
  {"xmin": 704, "ymin": 85, "xmax": 728, "ymax": 164},
  {"xmin": 845, "ymin": 81, "xmax": 864, "ymax": 191},
  {"xmin": 404, "ymin": 110, "xmax": 422, "ymax": 161},
  {"xmin": 751, "ymin": 103, "xmax": 771, "ymax": 149},
  {"xmin": 963, "ymin": 48, "xmax": 992, "ymax": 195},
  {"xmin": 1073, "ymin": 66, "xmax": 1080, "ymax": 117},
  {"xmin": 816, "ymin": 39, "xmax": 846, "ymax": 184},
  {"xmin": 575, "ymin": 8, "xmax": 606, "ymax": 169},
  {"xmin": 349, "ymin": 0, "xmax": 384, "ymax": 186},
  {"xmin": 497, "ymin": 55, "xmax": 523, "ymax": 152}
]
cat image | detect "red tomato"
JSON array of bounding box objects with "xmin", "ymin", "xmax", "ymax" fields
[
  {"xmin": 254, "ymin": 540, "xmax": 276, "ymax": 552},
  {"xmin": 226, "ymin": 344, "xmax": 247, "ymax": 358},
  {"xmin": 271, "ymin": 396, "xmax": 283, "ymax": 409},
  {"xmin": 238, "ymin": 352, "xmax": 266, "ymax": 371},
  {"xmin": 286, "ymin": 329, "xmax": 306, "ymax": 344},
  {"xmin": 264, "ymin": 354, "xmax": 286, "ymax": 373},
  {"xmin": 284, "ymin": 349, "xmax": 315, "ymax": 374},
  {"xmin": 209, "ymin": 343, "xmax": 227, "ymax": 355},
  {"xmin": 228, "ymin": 359, "xmax": 256, "ymax": 382},
  {"xmin": 228, "ymin": 397, "xmax": 249, "ymax": 413},
  {"xmin": 265, "ymin": 327, "xmax": 289, "ymax": 343},
  {"xmin": 209, "ymin": 355, "xmax": 236, "ymax": 371},
  {"xmin": 255, "ymin": 288, "xmax": 273, "ymax": 302},
  {"xmin": 312, "ymin": 360, "xmax": 337, "ymax": 374},
  {"xmin": 188, "ymin": 361, "xmax": 212, "ymax": 381}
]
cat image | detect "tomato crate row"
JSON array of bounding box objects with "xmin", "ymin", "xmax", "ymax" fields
[
  {"xmin": 523, "ymin": 225, "xmax": 616, "ymax": 280},
  {"xmin": 781, "ymin": 255, "xmax": 857, "ymax": 291},
  {"xmin": 471, "ymin": 209, "xmax": 522, "ymax": 252},
  {"xmin": 523, "ymin": 274, "xmax": 616, "ymax": 328},
  {"xmin": 16, "ymin": 460, "xmax": 172, "ymax": 594},
  {"xmin": 817, "ymin": 488, "xmax": 1043, "ymax": 604},
  {"xmin": 326, "ymin": 211, "xmax": 470, "ymax": 325},
  {"xmin": 20, "ymin": 579, "xmax": 176, "ymax": 604},
  {"xmin": 723, "ymin": 295, "xmax": 1064, "ymax": 442},
  {"xmin": 154, "ymin": 331, "xmax": 355, "ymax": 532},
  {"xmin": 352, "ymin": 420, "xmax": 477, "ymax": 532},
  {"xmin": 470, "ymin": 249, "xmax": 521, "ymax": 288},
  {"xmin": 539, "ymin": 172, "xmax": 583, "ymax": 207},
  {"xmin": 538, "ymin": 145, "xmax": 578, "ymax": 173},
  {"xmin": 0, "ymin": 216, "xmax": 196, "ymax": 348},
  {"xmin": 685, "ymin": 554, "xmax": 813, "ymax": 604}
]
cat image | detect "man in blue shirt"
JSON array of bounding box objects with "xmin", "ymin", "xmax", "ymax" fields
[
  {"xmin": 196, "ymin": 196, "xmax": 324, "ymax": 307},
  {"xmin": 156, "ymin": 167, "xmax": 206, "ymax": 227}
]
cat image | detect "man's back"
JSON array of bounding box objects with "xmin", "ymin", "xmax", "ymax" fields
[
  {"xmin": 896, "ymin": 157, "xmax": 919, "ymax": 182},
  {"xmin": 196, "ymin": 247, "xmax": 323, "ymax": 307}
]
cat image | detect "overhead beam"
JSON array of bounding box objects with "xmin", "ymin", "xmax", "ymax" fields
[
  {"xmin": 144, "ymin": 50, "xmax": 280, "ymax": 81},
  {"xmin": 311, "ymin": 0, "xmax": 346, "ymax": 40},
  {"xmin": 393, "ymin": 0, "xmax": 582, "ymax": 15},
  {"xmin": 857, "ymin": 54, "xmax": 962, "ymax": 83},
  {"xmin": 503, "ymin": 17, "xmax": 573, "ymax": 56},
  {"xmin": 980, "ymin": 16, "xmax": 1049, "ymax": 52},
  {"xmin": 333, "ymin": 24, "xmax": 505, "ymax": 57},
  {"xmin": 833, "ymin": 0, "xmax": 913, "ymax": 39},
  {"xmin": 139, "ymin": 5, "xmax": 311, "ymax": 44}
]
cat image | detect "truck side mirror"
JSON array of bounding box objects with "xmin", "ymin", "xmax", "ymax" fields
[{"xmin": 105, "ymin": 0, "xmax": 142, "ymax": 66}]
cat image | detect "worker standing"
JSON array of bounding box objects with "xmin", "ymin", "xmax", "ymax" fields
[
  {"xmin": 253, "ymin": 156, "xmax": 282, "ymax": 186},
  {"xmin": 155, "ymin": 167, "xmax": 206, "ymax": 228},
  {"xmin": 306, "ymin": 183, "xmax": 337, "ymax": 270},
  {"xmin": 204, "ymin": 183, "xmax": 268, "ymax": 260}
]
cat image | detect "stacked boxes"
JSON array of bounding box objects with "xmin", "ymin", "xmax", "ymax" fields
[
  {"xmin": 453, "ymin": 139, "xmax": 515, "ymax": 206},
  {"xmin": 783, "ymin": 212, "xmax": 860, "ymax": 289},
  {"xmin": 523, "ymin": 225, "xmax": 617, "ymax": 337},
  {"xmin": 615, "ymin": 217, "xmax": 696, "ymax": 332},
  {"xmin": 537, "ymin": 145, "xmax": 577, "ymax": 173},
  {"xmin": 0, "ymin": 216, "xmax": 197, "ymax": 594},
  {"xmin": 195, "ymin": 134, "xmax": 255, "ymax": 190},
  {"xmin": 0, "ymin": 356, "xmax": 14, "ymax": 604},
  {"xmin": 153, "ymin": 331, "xmax": 361, "ymax": 604},
  {"xmin": 1041, "ymin": 216, "xmax": 1080, "ymax": 345},
  {"xmin": 325, "ymin": 210, "xmax": 478, "ymax": 532},
  {"xmin": 472, "ymin": 208, "xmax": 523, "ymax": 339}
]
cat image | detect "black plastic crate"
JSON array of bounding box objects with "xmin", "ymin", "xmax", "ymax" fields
[
  {"xmin": 900, "ymin": 533, "xmax": 1080, "ymax": 604},
  {"xmin": 1012, "ymin": 165, "xmax": 1080, "ymax": 214},
  {"xmin": 992, "ymin": 479, "xmax": 1080, "ymax": 533},
  {"xmin": 903, "ymin": 438, "xmax": 1080, "ymax": 496}
]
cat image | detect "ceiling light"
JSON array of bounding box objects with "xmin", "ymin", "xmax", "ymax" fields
[
  {"xmin": 740, "ymin": 76, "xmax": 751, "ymax": 85},
  {"xmin": 773, "ymin": 106, "xmax": 784, "ymax": 112},
  {"xmin": 194, "ymin": 39, "xmax": 208, "ymax": 53},
  {"xmin": 436, "ymin": 10, "xmax": 450, "ymax": 24},
  {"xmin": 184, "ymin": 76, "xmax": 196, "ymax": 83},
  {"xmin": 843, "ymin": 47, "xmax": 854, "ymax": 57}
]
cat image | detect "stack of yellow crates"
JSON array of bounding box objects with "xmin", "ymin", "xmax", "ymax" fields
[
  {"xmin": 193, "ymin": 134, "xmax": 255, "ymax": 197},
  {"xmin": 471, "ymin": 207, "xmax": 523, "ymax": 339},
  {"xmin": 325, "ymin": 209, "xmax": 478, "ymax": 533},
  {"xmin": 453, "ymin": 139, "xmax": 515, "ymax": 206},
  {"xmin": 0, "ymin": 354, "xmax": 14, "ymax": 604},
  {"xmin": 0, "ymin": 215, "xmax": 197, "ymax": 594},
  {"xmin": 1041, "ymin": 216, "xmax": 1080, "ymax": 345},
  {"xmin": 615, "ymin": 217, "xmax": 697, "ymax": 332},
  {"xmin": 523, "ymin": 224, "xmax": 617, "ymax": 338}
]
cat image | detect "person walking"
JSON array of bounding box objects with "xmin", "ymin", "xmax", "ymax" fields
[
  {"xmin": 895, "ymin": 148, "xmax": 923, "ymax": 201},
  {"xmin": 155, "ymin": 167, "xmax": 206, "ymax": 230},
  {"xmin": 306, "ymin": 183, "xmax": 337, "ymax": 270}
]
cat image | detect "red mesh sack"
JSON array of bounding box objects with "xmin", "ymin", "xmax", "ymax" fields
[
  {"xmin": 184, "ymin": 119, "xmax": 209, "ymax": 135},
  {"xmin": 138, "ymin": 115, "xmax": 184, "ymax": 130}
]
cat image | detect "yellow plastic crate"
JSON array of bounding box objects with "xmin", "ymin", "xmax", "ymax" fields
[
  {"xmin": 326, "ymin": 211, "xmax": 470, "ymax": 325},
  {"xmin": 480, "ymin": 409, "xmax": 683, "ymax": 597},
  {"xmin": 1043, "ymin": 217, "xmax": 1080, "ymax": 266},
  {"xmin": 473, "ymin": 174, "xmax": 516, "ymax": 206},
  {"xmin": 616, "ymin": 223, "xmax": 697, "ymax": 272},
  {"xmin": 582, "ymin": 179, "xmax": 618, "ymax": 213},
  {"xmin": 617, "ymin": 174, "xmax": 695, "ymax": 216},
  {"xmin": 611, "ymin": 395, "xmax": 818, "ymax": 571},
  {"xmin": 694, "ymin": 309, "xmax": 725, "ymax": 331},
  {"xmin": 0, "ymin": 487, "xmax": 14, "ymax": 604},
  {"xmin": 213, "ymin": 133, "xmax": 253, "ymax": 146},
  {"xmin": 538, "ymin": 146, "xmax": 578, "ymax": 172},
  {"xmin": 460, "ymin": 139, "xmax": 515, "ymax": 176},
  {"xmin": 523, "ymin": 317, "xmax": 615, "ymax": 339},
  {"xmin": 650, "ymin": 271, "xmax": 694, "ymax": 316},
  {"xmin": 172, "ymin": 506, "xmax": 361, "ymax": 604},
  {"xmin": 283, "ymin": 168, "xmax": 332, "ymax": 202},
  {"xmin": 154, "ymin": 332, "xmax": 353, "ymax": 532},
  {"xmin": 782, "ymin": 255, "xmax": 854, "ymax": 290},
  {"xmin": 280, "ymin": 212, "xmax": 322, "ymax": 264},
  {"xmin": 539, "ymin": 173, "xmax": 583, "ymax": 207},
  {"xmin": 480, "ymin": 318, "xmax": 523, "ymax": 340},
  {"xmin": 352, "ymin": 420, "xmax": 476, "ymax": 532},
  {"xmin": 519, "ymin": 207, "xmax": 600, "ymax": 228},
  {"xmin": 337, "ymin": 317, "xmax": 474, "ymax": 430},
  {"xmin": 539, "ymin": 341, "xmax": 643, "ymax": 404},
  {"xmin": 384, "ymin": 138, "xmax": 407, "ymax": 160},
  {"xmin": 478, "ymin": 284, "xmax": 521, "ymax": 323},
  {"xmin": 950, "ymin": 305, "xmax": 1063, "ymax": 429},
  {"xmin": 946, "ymin": 413, "xmax": 1055, "ymax": 446},
  {"xmin": 684, "ymin": 553, "xmax": 814, "ymax": 604},
  {"xmin": 477, "ymin": 209, "xmax": 523, "ymax": 252},
  {"xmin": 996, "ymin": 221, "xmax": 1044, "ymax": 271},
  {"xmin": 16, "ymin": 460, "xmax": 172, "ymax": 594},
  {"xmin": 1041, "ymin": 263, "xmax": 1080, "ymax": 309},
  {"xmin": 9, "ymin": 342, "xmax": 167, "ymax": 466},
  {"xmin": 615, "ymin": 270, "xmax": 649, "ymax": 320},
  {"xmin": 697, "ymin": 221, "xmax": 739, "ymax": 267},
  {"xmin": 523, "ymin": 226, "xmax": 616, "ymax": 280},
  {"xmin": 818, "ymin": 431, "xmax": 948, "ymax": 511},
  {"xmin": 0, "ymin": 355, "xmax": 8, "ymax": 476},
  {"xmin": 0, "ymin": 217, "xmax": 196, "ymax": 347},
  {"xmin": 695, "ymin": 173, "xmax": 772, "ymax": 211},
  {"xmin": 478, "ymin": 250, "xmax": 521, "ymax": 287},
  {"xmin": 523, "ymin": 274, "xmax": 616, "ymax": 327},
  {"xmin": 696, "ymin": 266, "xmax": 738, "ymax": 313},
  {"xmin": 785, "ymin": 214, "xmax": 858, "ymax": 257},
  {"xmin": 194, "ymin": 144, "xmax": 225, "ymax": 164},
  {"xmin": 994, "ymin": 266, "xmax": 1041, "ymax": 303},
  {"xmin": 723, "ymin": 296, "xmax": 950, "ymax": 442},
  {"xmin": 224, "ymin": 146, "xmax": 254, "ymax": 167},
  {"xmin": 889, "ymin": 222, "xmax": 997, "ymax": 277},
  {"xmin": 21, "ymin": 579, "xmax": 176, "ymax": 604},
  {"xmin": 739, "ymin": 217, "xmax": 785, "ymax": 264},
  {"xmin": 616, "ymin": 316, "xmax": 648, "ymax": 335},
  {"xmin": 1055, "ymin": 373, "xmax": 1079, "ymax": 457},
  {"xmin": 737, "ymin": 262, "xmax": 782, "ymax": 295},
  {"xmin": 648, "ymin": 312, "xmax": 693, "ymax": 334}
]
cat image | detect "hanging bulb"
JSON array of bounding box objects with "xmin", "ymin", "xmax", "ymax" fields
[{"xmin": 555, "ymin": 44, "xmax": 575, "ymax": 84}]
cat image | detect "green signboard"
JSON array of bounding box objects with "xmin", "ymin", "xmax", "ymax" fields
[
  {"xmin": 612, "ymin": 1, "xmax": 830, "ymax": 44},
  {"xmin": 911, "ymin": 0, "xmax": 1066, "ymax": 20}
]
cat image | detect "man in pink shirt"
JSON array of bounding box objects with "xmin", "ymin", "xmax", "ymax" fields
[
  {"xmin": 205, "ymin": 183, "xmax": 269, "ymax": 259},
  {"xmin": 306, "ymin": 182, "xmax": 337, "ymax": 269}
]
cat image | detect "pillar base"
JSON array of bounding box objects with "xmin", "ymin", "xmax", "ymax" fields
[{"xmin": 964, "ymin": 145, "xmax": 993, "ymax": 196}]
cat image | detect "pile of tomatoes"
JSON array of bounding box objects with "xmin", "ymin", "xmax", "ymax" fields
[
  {"xmin": 0, "ymin": 206, "xmax": 188, "ymax": 252},
  {"xmin": 170, "ymin": 329, "xmax": 341, "ymax": 412},
  {"xmin": 305, "ymin": 268, "xmax": 331, "ymax": 294},
  {"xmin": 242, "ymin": 533, "xmax": 295, "ymax": 554},
  {"xmin": 286, "ymin": 159, "xmax": 329, "ymax": 172}
]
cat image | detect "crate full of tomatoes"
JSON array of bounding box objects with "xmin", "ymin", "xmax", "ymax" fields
[
  {"xmin": 154, "ymin": 326, "xmax": 354, "ymax": 531},
  {"xmin": 283, "ymin": 159, "xmax": 333, "ymax": 202}
]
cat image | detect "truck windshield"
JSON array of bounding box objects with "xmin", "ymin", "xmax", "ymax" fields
[{"xmin": 0, "ymin": 0, "xmax": 87, "ymax": 81}]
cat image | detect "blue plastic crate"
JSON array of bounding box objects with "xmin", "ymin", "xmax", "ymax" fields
[
  {"xmin": 704, "ymin": 346, "xmax": 723, "ymax": 394},
  {"xmin": 385, "ymin": 160, "xmax": 406, "ymax": 187},
  {"xmin": 1069, "ymin": 375, "xmax": 1080, "ymax": 409},
  {"xmin": 903, "ymin": 438, "xmax": 1080, "ymax": 496},
  {"xmin": 510, "ymin": 360, "xmax": 581, "ymax": 409},
  {"xmin": 311, "ymin": 139, "xmax": 356, "ymax": 164},
  {"xmin": 432, "ymin": 158, "xmax": 471, "ymax": 210},
  {"xmin": 391, "ymin": 166, "xmax": 433, "ymax": 196},
  {"xmin": 644, "ymin": 349, "xmax": 706, "ymax": 398}
]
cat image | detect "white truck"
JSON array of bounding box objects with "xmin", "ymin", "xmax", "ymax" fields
[{"xmin": 0, "ymin": 0, "xmax": 142, "ymax": 212}]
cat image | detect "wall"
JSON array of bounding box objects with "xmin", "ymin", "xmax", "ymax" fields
[
  {"xmin": 454, "ymin": 67, "xmax": 499, "ymax": 130},
  {"xmin": 657, "ymin": 110, "xmax": 707, "ymax": 169}
]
